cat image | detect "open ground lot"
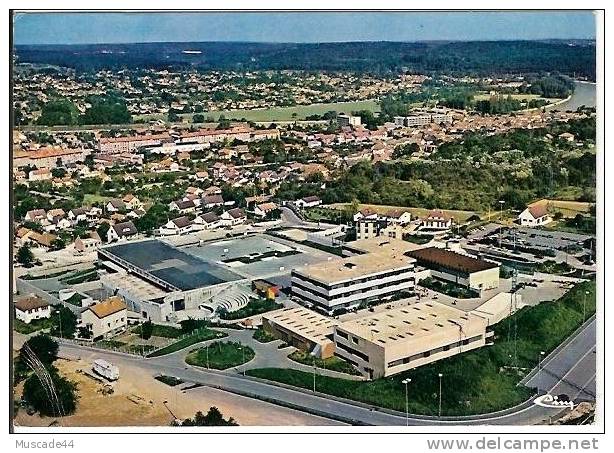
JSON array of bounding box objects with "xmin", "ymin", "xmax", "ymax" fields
[
  {"xmin": 13, "ymin": 351, "xmax": 341, "ymax": 427},
  {"xmin": 134, "ymin": 99, "xmax": 380, "ymax": 123}
]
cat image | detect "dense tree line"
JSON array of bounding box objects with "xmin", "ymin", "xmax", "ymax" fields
[
  {"xmin": 319, "ymin": 117, "xmax": 595, "ymax": 211},
  {"xmin": 35, "ymin": 96, "xmax": 131, "ymax": 126},
  {"xmin": 16, "ymin": 40, "xmax": 596, "ymax": 79}
]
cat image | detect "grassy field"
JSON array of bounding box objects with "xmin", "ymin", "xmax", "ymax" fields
[
  {"xmin": 134, "ymin": 99, "xmax": 380, "ymax": 123},
  {"xmin": 131, "ymin": 323, "xmax": 183, "ymax": 339},
  {"xmin": 247, "ymin": 281, "xmax": 596, "ymax": 416},
  {"xmin": 539, "ymin": 199, "xmax": 594, "ymax": 217},
  {"xmin": 185, "ymin": 341, "xmax": 255, "ymax": 370},
  {"xmin": 13, "ymin": 317, "xmax": 55, "ymax": 335},
  {"xmin": 473, "ymin": 93, "xmax": 547, "ymax": 102},
  {"xmin": 147, "ymin": 328, "xmax": 227, "ymax": 358},
  {"xmin": 288, "ymin": 350, "xmax": 361, "ymax": 376},
  {"xmin": 83, "ymin": 194, "xmax": 112, "ymax": 205},
  {"xmin": 324, "ymin": 203, "xmax": 479, "ymax": 224}
]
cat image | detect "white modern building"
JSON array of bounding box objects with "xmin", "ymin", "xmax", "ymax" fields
[{"xmin": 291, "ymin": 250, "xmax": 416, "ymax": 313}]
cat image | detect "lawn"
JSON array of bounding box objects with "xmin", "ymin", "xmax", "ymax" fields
[
  {"xmin": 131, "ymin": 323, "xmax": 183, "ymax": 339},
  {"xmin": 147, "ymin": 328, "xmax": 227, "ymax": 358},
  {"xmin": 83, "ymin": 193, "xmax": 112, "ymax": 205},
  {"xmin": 13, "ymin": 317, "xmax": 55, "ymax": 334},
  {"xmin": 252, "ymin": 327, "xmax": 277, "ymax": 343},
  {"xmin": 134, "ymin": 99, "xmax": 380, "ymax": 123},
  {"xmin": 185, "ymin": 341, "xmax": 255, "ymax": 370},
  {"xmin": 64, "ymin": 293, "xmax": 85, "ymax": 306},
  {"xmin": 247, "ymin": 280, "xmax": 596, "ymax": 416},
  {"xmin": 288, "ymin": 350, "xmax": 360, "ymax": 376},
  {"xmin": 219, "ymin": 299, "xmax": 280, "ymax": 320},
  {"xmin": 60, "ymin": 268, "xmax": 98, "ymax": 285}
]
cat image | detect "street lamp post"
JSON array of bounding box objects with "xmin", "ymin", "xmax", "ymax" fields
[
  {"xmin": 538, "ymin": 351, "xmax": 545, "ymax": 394},
  {"xmin": 313, "ymin": 355, "xmax": 316, "ymax": 393},
  {"xmin": 206, "ymin": 343, "xmax": 210, "ymax": 369},
  {"xmin": 498, "ymin": 200, "xmax": 505, "ymax": 248},
  {"xmin": 438, "ymin": 373, "xmax": 443, "ymax": 418},
  {"xmin": 583, "ymin": 291, "xmax": 590, "ymax": 323},
  {"xmin": 402, "ymin": 378, "xmax": 411, "ymax": 426}
]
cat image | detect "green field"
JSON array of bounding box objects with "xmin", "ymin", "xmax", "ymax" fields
[
  {"xmin": 185, "ymin": 341, "xmax": 255, "ymax": 370},
  {"xmin": 147, "ymin": 328, "xmax": 227, "ymax": 358},
  {"xmin": 288, "ymin": 350, "xmax": 361, "ymax": 376},
  {"xmin": 247, "ymin": 281, "xmax": 596, "ymax": 416},
  {"xmin": 134, "ymin": 99, "xmax": 380, "ymax": 123},
  {"xmin": 325, "ymin": 203, "xmax": 479, "ymax": 224}
]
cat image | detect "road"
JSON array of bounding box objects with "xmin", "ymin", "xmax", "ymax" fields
[
  {"xmin": 38, "ymin": 339, "xmax": 563, "ymax": 426},
  {"xmin": 524, "ymin": 317, "xmax": 596, "ymax": 402}
]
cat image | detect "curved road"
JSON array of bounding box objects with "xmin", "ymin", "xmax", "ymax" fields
[{"xmin": 45, "ymin": 338, "xmax": 567, "ymax": 426}]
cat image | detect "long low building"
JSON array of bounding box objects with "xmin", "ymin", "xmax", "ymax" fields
[
  {"xmin": 334, "ymin": 301, "xmax": 491, "ymax": 379},
  {"xmin": 262, "ymin": 306, "xmax": 339, "ymax": 358},
  {"xmin": 291, "ymin": 250, "xmax": 416, "ymax": 313},
  {"xmin": 409, "ymin": 247, "xmax": 500, "ymax": 291}
]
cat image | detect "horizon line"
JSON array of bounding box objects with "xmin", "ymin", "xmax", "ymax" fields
[{"xmin": 14, "ymin": 37, "xmax": 597, "ymax": 47}]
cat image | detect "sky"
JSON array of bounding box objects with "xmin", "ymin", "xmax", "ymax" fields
[{"xmin": 13, "ymin": 11, "xmax": 596, "ymax": 45}]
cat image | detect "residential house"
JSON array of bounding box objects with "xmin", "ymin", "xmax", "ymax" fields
[
  {"xmin": 122, "ymin": 194, "xmax": 142, "ymax": 210},
  {"xmin": 80, "ymin": 296, "xmax": 127, "ymax": 340},
  {"xmin": 169, "ymin": 199, "xmax": 197, "ymax": 214},
  {"xmin": 14, "ymin": 296, "xmax": 51, "ymax": 324},
  {"xmin": 194, "ymin": 212, "xmax": 221, "ymax": 230},
  {"xmin": 106, "ymin": 199, "xmax": 126, "ymax": 213},
  {"xmin": 518, "ymin": 203, "xmax": 552, "ymax": 227},
  {"xmin": 160, "ymin": 216, "xmax": 193, "ymax": 236},
  {"xmin": 220, "ymin": 208, "xmax": 247, "ymax": 226},
  {"xmin": 295, "ymin": 196, "xmax": 322, "ymax": 209},
  {"xmin": 421, "ymin": 209, "xmax": 453, "ymax": 230},
  {"xmin": 74, "ymin": 236, "xmax": 102, "ymax": 253},
  {"xmin": 201, "ymin": 194, "xmax": 225, "ymax": 209},
  {"xmin": 107, "ymin": 221, "xmax": 138, "ymax": 242},
  {"xmin": 254, "ymin": 202, "xmax": 279, "ymax": 218},
  {"xmin": 25, "ymin": 209, "xmax": 47, "ymax": 223}
]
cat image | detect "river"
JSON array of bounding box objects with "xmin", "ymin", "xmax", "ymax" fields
[{"xmin": 552, "ymin": 81, "xmax": 596, "ymax": 112}]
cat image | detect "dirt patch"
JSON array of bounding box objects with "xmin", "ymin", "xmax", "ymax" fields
[{"xmin": 14, "ymin": 355, "xmax": 341, "ymax": 427}]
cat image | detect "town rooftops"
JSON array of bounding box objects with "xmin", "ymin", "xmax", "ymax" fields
[
  {"xmin": 294, "ymin": 251, "xmax": 416, "ymax": 285},
  {"xmin": 227, "ymin": 207, "xmax": 246, "ymax": 219},
  {"xmin": 111, "ymin": 221, "xmax": 137, "ymax": 237},
  {"xmin": 408, "ymin": 247, "xmax": 498, "ymax": 274},
  {"xmin": 425, "ymin": 209, "xmax": 452, "ymax": 220},
  {"xmin": 199, "ymin": 211, "xmax": 220, "ymax": 223},
  {"xmin": 301, "ymin": 195, "xmax": 321, "ymax": 203},
  {"xmin": 201, "ymin": 194, "xmax": 224, "ymax": 205},
  {"xmin": 15, "ymin": 295, "xmax": 49, "ymax": 312},
  {"xmin": 171, "ymin": 216, "xmax": 192, "ymax": 228},
  {"xmin": 87, "ymin": 296, "xmax": 127, "ymax": 319},
  {"xmin": 527, "ymin": 202, "xmax": 549, "ymax": 219},
  {"xmin": 337, "ymin": 301, "xmax": 486, "ymax": 345},
  {"xmin": 263, "ymin": 306, "xmax": 339, "ymax": 345}
]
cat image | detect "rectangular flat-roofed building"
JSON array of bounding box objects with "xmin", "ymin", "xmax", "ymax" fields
[
  {"xmin": 334, "ymin": 301, "xmax": 489, "ymax": 379},
  {"xmin": 262, "ymin": 307, "xmax": 339, "ymax": 358},
  {"xmin": 409, "ymin": 247, "xmax": 500, "ymax": 291},
  {"xmin": 291, "ymin": 251, "xmax": 416, "ymax": 313}
]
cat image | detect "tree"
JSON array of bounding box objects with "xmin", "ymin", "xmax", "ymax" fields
[
  {"xmin": 174, "ymin": 407, "xmax": 238, "ymax": 426},
  {"xmin": 22, "ymin": 367, "xmax": 78, "ymax": 417},
  {"xmin": 140, "ymin": 320, "xmax": 153, "ymax": 340},
  {"xmin": 49, "ymin": 306, "xmax": 78, "ymax": 339},
  {"xmin": 36, "ymin": 99, "xmax": 79, "ymax": 126},
  {"xmin": 96, "ymin": 222, "xmax": 111, "ymax": 242},
  {"xmin": 192, "ymin": 113, "xmax": 205, "ymax": 123},
  {"xmin": 51, "ymin": 168, "xmax": 67, "ymax": 178},
  {"xmin": 16, "ymin": 244, "xmax": 34, "ymax": 267}
]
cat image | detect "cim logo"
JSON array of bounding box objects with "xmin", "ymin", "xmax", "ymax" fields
[{"xmin": 534, "ymin": 394, "xmax": 575, "ymax": 410}]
